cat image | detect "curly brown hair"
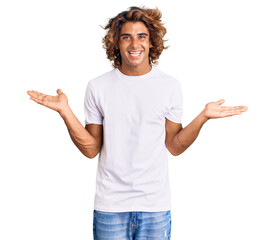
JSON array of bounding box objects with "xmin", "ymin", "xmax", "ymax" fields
[{"xmin": 102, "ymin": 6, "xmax": 168, "ymax": 68}]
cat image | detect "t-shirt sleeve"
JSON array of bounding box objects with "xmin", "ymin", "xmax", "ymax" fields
[
  {"xmin": 84, "ymin": 81, "xmax": 103, "ymax": 125},
  {"xmin": 164, "ymin": 81, "xmax": 183, "ymax": 124}
]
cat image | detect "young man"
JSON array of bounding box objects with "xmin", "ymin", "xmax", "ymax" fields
[{"xmin": 27, "ymin": 6, "xmax": 248, "ymax": 240}]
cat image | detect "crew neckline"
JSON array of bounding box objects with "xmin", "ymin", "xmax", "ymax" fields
[{"xmin": 115, "ymin": 66, "xmax": 155, "ymax": 81}]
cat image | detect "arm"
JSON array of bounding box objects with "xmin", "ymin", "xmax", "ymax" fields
[
  {"xmin": 27, "ymin": 89, "xmax": 102, "ymax": 159},
  {"xmin": 166, "ymin": 99, "xmax": 248, "ymax": 156},
  {"xmin": 59, "ymin": 106, "xmax": 103, "ymax": 159},
  {"xmin": 166, "ymin": 111, "xmax": 208, "ymax": 156}
]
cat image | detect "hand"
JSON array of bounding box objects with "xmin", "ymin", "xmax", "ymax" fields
[
  {"xmin": 202, "ymin": 99, "xmax": 248, "ymax": 120},
  {"xmin": 27, "ymin": 89, "xmax": 69, "ymax": 114}
]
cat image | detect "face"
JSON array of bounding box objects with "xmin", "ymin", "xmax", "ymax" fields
[{"xmin": 117, "ymin": 21, "xmax": 152, "ymax": 74}]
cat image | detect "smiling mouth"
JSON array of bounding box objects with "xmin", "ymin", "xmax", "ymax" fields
[{"xmin": 128, "ymin": 51, "xmax": 142, "ymax": 57}]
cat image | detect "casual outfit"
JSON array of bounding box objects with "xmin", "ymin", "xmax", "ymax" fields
[
  {"xmin": 93, "ymin": 209, "xmax": 171, "ymax": 240},
  {"xmin": 84, "ymin": 66, "xmax": 183, "ymax": 239}
]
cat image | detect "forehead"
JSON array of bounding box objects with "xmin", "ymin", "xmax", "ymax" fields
[{"xmin": 120, "ymin": 21, "xmax": 149, "ymax": 34}]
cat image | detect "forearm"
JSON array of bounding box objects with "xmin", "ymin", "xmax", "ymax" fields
[
  {"xmin": 59, "ymin": 106, "xmax": 98, "ymax": 158},
  {"xmin": 171, "ymin": 110, "xmax": 209, "ymax": 156}
]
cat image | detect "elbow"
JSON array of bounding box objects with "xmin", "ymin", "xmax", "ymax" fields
[
  {"xmin": 167, "ymin": 137, "xmax": 187, "ymax": 156},
  {"xmin": 167, "ymin": 143, "xmax": 186, "ymax": 156},
  {"xmin": 167, "ymin": 143, "xmax": 180, "ymax": 156},
  {"xmin": 171, "ymin": 150, "xmax": 180, "ymax": 156},
  {"xmin": 82, "ymin": 151, "xmax": 95, "ymax": 159},
  {"xmin": 86, "ymin": 151, "xmax": 98, "ymax": 159},
  {"xmin": 86, "ymin": 154, "xmax": 96, "ymax": 159},
  {"xmin": 86, "ymin": 146, "xmax": 101, "ymax": 159},
  {"xmin": 171, "ymin": 152, "xmax": 178, "ymax": 157}
]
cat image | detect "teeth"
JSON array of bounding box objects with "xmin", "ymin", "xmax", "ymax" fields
[{"xmin": 129, "ymin": 51, "xmax": 141, "ymax": 55}]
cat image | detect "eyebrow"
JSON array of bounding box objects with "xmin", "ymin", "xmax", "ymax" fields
[{"xmin": 120, "ymin": 33, "xmax": 149, "ymax": 37}]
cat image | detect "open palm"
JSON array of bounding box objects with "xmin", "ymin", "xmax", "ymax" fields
[
  {"xmin": 203, "ymin": 99, "xmax": 248, "ymax": 119},
  {"xmin": 27, "ymin": 89, "xmax": 68, "ymax": 113}
]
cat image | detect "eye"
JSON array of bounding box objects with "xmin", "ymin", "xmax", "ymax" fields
[{"xmin": 122, "ymin": 36, "xmax": 130, "ymax": 40}]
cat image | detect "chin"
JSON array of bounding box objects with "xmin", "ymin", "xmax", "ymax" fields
[{"xmin": 125, "ymin": 61, "xmax": 142, "ymax": 68}]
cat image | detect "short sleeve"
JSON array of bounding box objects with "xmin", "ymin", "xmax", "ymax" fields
[
  {"xmin": 164, "ymin": 81, "xmax": 183, "ymax": 124},
  {"xmin": 84, "ymin": 81, "xmax": 103, "ymax": 125}
]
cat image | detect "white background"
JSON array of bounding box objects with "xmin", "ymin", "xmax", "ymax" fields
[{"xmin": 1, "ymin": 0, "xmax": 274, "ymax": 239}]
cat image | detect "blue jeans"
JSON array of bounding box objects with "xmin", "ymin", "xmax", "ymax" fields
[{"xmin": 93, "ymin": 209, "xmax": 171, "ymax": 240}]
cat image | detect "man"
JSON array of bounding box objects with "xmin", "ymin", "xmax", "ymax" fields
[{"xmin": 27, "ymin": 6, "xmax": 248, "ymax": 240}]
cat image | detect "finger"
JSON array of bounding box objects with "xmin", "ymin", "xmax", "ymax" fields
[
  {"xmin": 241, "ymin": 105, "xmax": 248, "ymax": 111},
  {"xmin": 216, "ymin": 99, "xmax": 225, "ymax": 105},
  {"xmin": 221, "ymin": 106, "xmax": 248, "ymax": 112},
  {"xmin": 57, "ymin": 89, "xmax": 63, "ymax": 95},
  {"xmin": 27, "ymin": 90, "xmax": 47, "ymax": 99},
  {"xmin": 29, "ymin": 95, "xmax": 44, "ymax": 105},
  {"xmin": 222, "ymin": 110, "xmax": 244, "ymax": 117},
  {"xmin": 221, "ymin": 106, "xmax": 240, "ymax": 111},
  {"xmin": 27, "ymin": 90, "xmax": 36, "ymax": 97}
]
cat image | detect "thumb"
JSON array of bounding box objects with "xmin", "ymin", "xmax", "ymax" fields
[
  {"xmin": 57, "ymin": 89, "xmax": 63, "ymax": 95},
  {"xmin": 216, "ymin": 99, "xmax": 225, "ymax": 105}
]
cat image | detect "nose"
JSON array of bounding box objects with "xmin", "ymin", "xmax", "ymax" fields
[{"xmin": 130, "ymin": 37, "xmax": 140, "ymax": 49}]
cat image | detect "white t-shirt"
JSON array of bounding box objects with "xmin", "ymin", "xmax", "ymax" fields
[{"xmin": 84, "ymin": 66, "xmax": 183, "ymax": 212}]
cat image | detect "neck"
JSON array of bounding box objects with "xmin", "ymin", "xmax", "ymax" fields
[{"xmin": 118, "ymin": 64, "xmax": 152, "ymax": 76}]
